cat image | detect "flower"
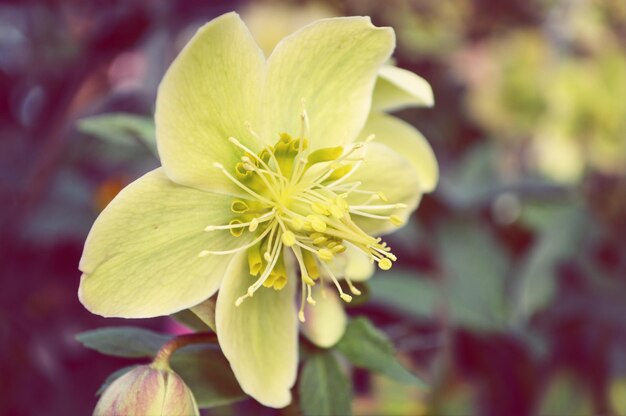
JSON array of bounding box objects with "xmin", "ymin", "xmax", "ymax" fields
[
  {"xmin": 79, "ymin": 12, "xmax": 437, "ymax": 408},
  {"xmin": 94, "ymin": 364, "xmax": 199, "ymax": 416}
]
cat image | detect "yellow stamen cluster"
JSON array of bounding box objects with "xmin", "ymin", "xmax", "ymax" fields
[{"xmin": 202, "ymin": 116, "xmax": 406, "ymax": 322}]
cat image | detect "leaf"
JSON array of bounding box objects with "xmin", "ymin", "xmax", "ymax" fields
[
  {"xmin": 299, "ymin": 350, "xmax": 352, "ymax": 416},
  {"xmin": 96, "ymin": 365, "xmax": 138, "ymax": 396},
  {"xmin": 513, "ymin": 204, "xmax": 586, "ymax": 321},
  {"xmin": 75, "ymin": 326, "xmax": 171, "ymax": 358},
  {"xmin": 77, "ymin": 113, "xmax": 157, "ymax": 155},
  {"xmin": 336, "ymin": 317, "xmax": 426, "ymax": 387},
  {"xmin": 189, "ymin": 298, "xmax": 217, "ymax": 331},
  {"xmin": 170, "ymin": 309, "xmax": 213, "ymax": 332},
  {"xmin": 438, "ymin": 143, "xmax": 497, "ymax": 210},
  {"xmin": 171, "ymin": 345, "xmax": 247, "ymax": 409},
  {"xmin": 368, "ymin": 270, "xmax": 439, "ymax": 318},
  {"xmin": 438, "ymin": 221, "xmax": 509, "ymax": 331}
]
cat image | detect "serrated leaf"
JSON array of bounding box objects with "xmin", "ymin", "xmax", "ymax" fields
[
  {"xmin": 75, "ymin": 327, "xmax": 171, "ymax": 358},
  {"xmin": 299, "ymin": 350, "xmax": 352, "ymax": 416},
  {"xmin": 171, "ymin": 345, "xmax": 247, "ymax": 409},
  {"xmin": 77, "ymin": 113, "xmax": 157, "ymax": 155},
  {"xmin": 96, "ymin": 365, "xmax": 138, "ymax": 396},
  {"xmin": 336, "ymin": 317, "xmax": 426, "ymax": 386},
  {"xmin": 368, "ymin": 270, "xmax": 439, "ymax": 318}
]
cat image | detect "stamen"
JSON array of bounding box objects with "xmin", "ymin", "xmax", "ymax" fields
[
  {"xmin": 390, "ymin": 215, "xmax": 404, "ymax": 227},
  {"xmin": 199, "ymin": 222, "xmax": 275, "ymax": 256},
  {"xmin": 307, "ymin": 214, "xmax": 327, "ymax": 232},
  {"xmin": 349, "ymin": 210, "xmax": 395, "ymax": 220},
  {"xmin": 298, "ymin": 277, "xmax": 307, "ymax": 323},
  {"xmin": 320, "ymin": 262, "xmax": 352, "ymax": 303},
  {"xmin": 281, "ymin": 230, "xmax": 296, "ymax": 247},
  {"xmin": 349, "ymin": 203, "xmax": 407, "ymax": 211},
  {"xmin": 317, "ymin": 248, "xmax": 334, "ymax": 262},
  {"xmin": 237, "ymin": 235, "xmax": 283, "ymax": 304},
  {"xmin": 213, "ymin": 162, "xmax": 274, "ymax": 205},
  {"xmin": 240, "ymin": 160, "xmax": 282, "ymax": 201},
  {"xmin": 378, "ymin": 258, "xmax": 392, "ymax": 270},
  {"xmin": 205, "ymin": 210, "xmax": 274, "ymax": 231},
  {"xmin": 344, "ymin": 275, "xmax": 362, "ymax": 295},
  {"xmin": 306, "ymin": 284, "xmax": 316, "ymax": 305}
]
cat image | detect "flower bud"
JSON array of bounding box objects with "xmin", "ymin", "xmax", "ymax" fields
[{"xmin": 94, "ymin": 364, "xmax": 199, "ymax": 416}]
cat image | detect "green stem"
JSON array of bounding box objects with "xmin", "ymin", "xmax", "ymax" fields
[{"xmin": 152, "ymin": 332, "xmax": 218, "ymax": 370}]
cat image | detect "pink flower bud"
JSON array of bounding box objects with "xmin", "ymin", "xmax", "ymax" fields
[{"xmin": 94, "ymin": 364, "xmax": 199, "ymax": 416}]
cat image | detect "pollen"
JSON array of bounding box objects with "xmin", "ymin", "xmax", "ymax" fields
[{"xmin": 201, "ymin": 114, "xmax": 408, "ymax": 317}]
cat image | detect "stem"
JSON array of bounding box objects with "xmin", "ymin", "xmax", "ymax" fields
[{"xmin": 152, "ymin": 332, "xmax": 218, "ymax": 370}]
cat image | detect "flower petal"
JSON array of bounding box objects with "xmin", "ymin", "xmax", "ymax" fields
[
  {"xmin": 340, "ymin": 244, "xmax": 376, "ymax": 282},
  {"xmin": 347, "ymin": 142, "xmax": 422, "ymax": 236},
  {"xmin": 359, "ymin": 112, "xmax": 438, "ymax": 193},
  {"xmin": 263, "ymin": 17, "xmax": 394, "ymax": 149},
  {"xmin": 372, "ymin": 65, "xmax": 434, "ymax": 112},
  {"xmin": 302, "ymin": 285, "xmax": 347, "ymax": 348},
  {"xmin": 215, "ymin": 252, "xmax": 298, "ymax": 408},
  {"xmin": 156, "ymin": 12, "xmax": 266, "ymax": 194},
  {"xmin": 79, "ymin": 168, "xmax": 250, "ymax": 318}
]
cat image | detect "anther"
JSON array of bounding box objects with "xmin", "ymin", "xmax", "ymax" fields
[
  {"xmin": 307, "ymin": 215, "xmax": 327, "ymax": 232},
  {"xmin": 317, "ymin": 248, "xmax": 334, "ymax": 261},
  {"xmin": 331, "ymin": 244, "xmax": 346, "ymax": 253},
  {"xmin": 340, "ymin": 293, "xmax": 353, "ymax": 303},
  {"xmin": 390, "ymin": 215, "xmax": 404, "ymax": 227},
  {"xmin": 291, "ymin": 217, "xmax": 305, "ymax": 231},
  {"xmin": 378, "ymin": 258, "xmax": 392, "ymax": 270},
  {"xmin": 328, "ymin": 204, "xmax": 344, "ymax": 219},
  {"xmin": 349, "ymin": 285, "xmax": 362, "ymax": 296},
  {"xmin": 281, "ymin": 230, "xmax": 296, "ymax": 247},
  {"xmin": 311, "ymin": 202, "xmax": 330, "ymax": 216},
  {"xmin": 249, "ymin": 217, "xmax": 259, "ymax": 232}
]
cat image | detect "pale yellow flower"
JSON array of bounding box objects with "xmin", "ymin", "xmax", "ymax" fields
[{"xmin": 79, "ymin": 13, "xmax": 437, "ymax": 407}]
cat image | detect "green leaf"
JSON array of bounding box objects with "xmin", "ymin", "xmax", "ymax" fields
[
  {"xmin": 368, "ymin": 270, "xmax": 439, "ymax": 318},
  {"xmin": 513, "ymin": 204, "xmax": 586, "ymax": 322},
  {"xmin": 438, "ymin": 221, "xmax": 509, "ymax": 330},
  {"xmin": 170, "ymin": 309, "xmax": 213, "ymax": 332},
  {"xmin": 439, "ymin": 143, "xmax": 497, "ymax": 210},
  {"xmin": 336, "ymin": 317, "xmax": 426, "ymax": 387},
  {"xmin": 75, "ymin": 326, "xmax": 171, "ymax": 358},
  {"xmin": 171, "ymin": 345, "xmax": 247, "ymax": 409},
  {"xmin": 77, "ymin": 113, "xmax": 157, "ymax": 155},
  {"xmin": 299, "ymin": 350, "xmax": 352, "ymax": 416},
  {"xmin": 96, "ymin": 365, "xmax": 138, "ymax": 396}
]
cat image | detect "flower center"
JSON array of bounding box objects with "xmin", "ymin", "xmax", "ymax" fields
[{"xmin": 202, "ymin": 116, "xmax": 406, "ymax": 322}]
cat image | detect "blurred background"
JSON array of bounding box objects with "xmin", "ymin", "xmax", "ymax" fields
[{"xmin": 1, "ymin": 0, "xmax": 625, "ymax": 415}]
